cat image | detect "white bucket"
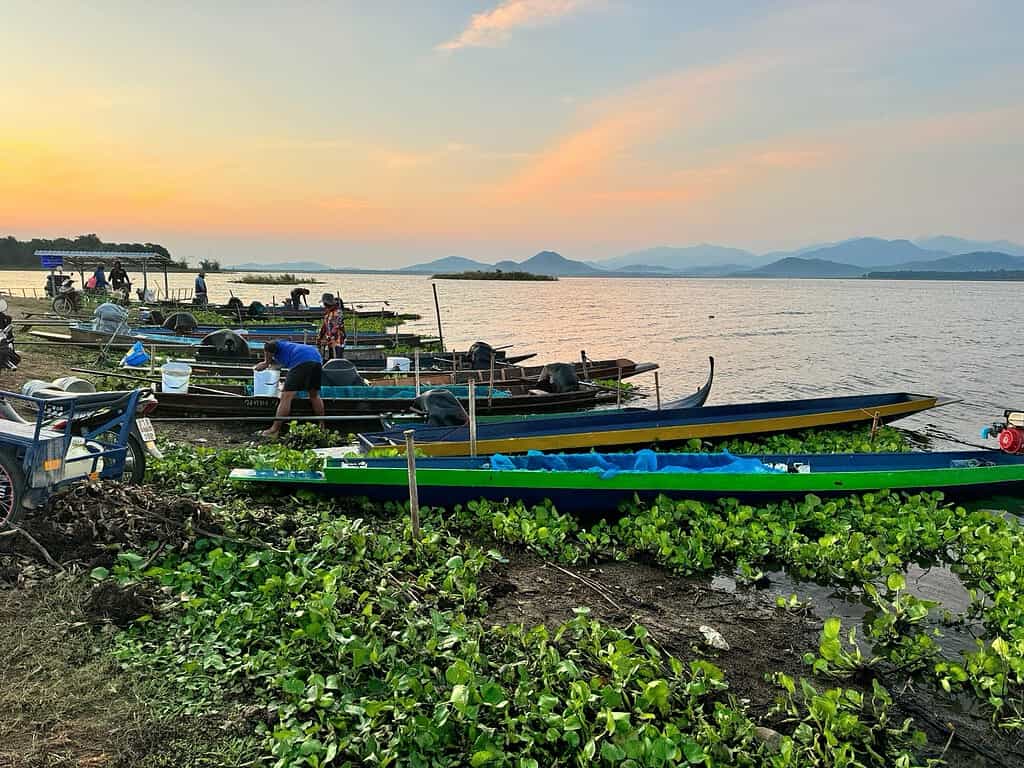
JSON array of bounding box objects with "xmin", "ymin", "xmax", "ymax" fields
[
  {"xmin": 51, "ymin": 376, "xmax": 96, "ymax": 393},
  {"xmin": 386, "ymin": 356, "xmax": 411, "ymax": 372},
  {"xmin": 161, "ymin": 362, "xmax": 192, "ymax": 394},
  {"xmin": 21, "ymin": 380, "xmax": 52, "ymax": 398},
  {"xmin": 253, "ymin": 368, "xmax": 281, "ymax": 396}
]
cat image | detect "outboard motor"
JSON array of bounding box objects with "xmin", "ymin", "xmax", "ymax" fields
[
  {"xmin": 411, "ymin": 389, "xmax": 469, "ymax": 427},
  {"xmin": 536, "ymin": 363, "xmax": 579, "ymax": 393},
  {"xmin": 148, "ymin": 310, "xmax": 166, "ymax": 327},
  {"xmin": 200, "ymin": 329, "xmax": 250, "ymax": 358},
  {"xmin": 467, "ymin": 341, "xmax": 496, "ymax": 370},
  {"xmin": 93, "ymin": 302, "xmax": 129, "ymax": 334},
  {"xmin": 985, "ymin": 411, "xmax": 1024, "ymax": 454},
  {"xmin": 248, "ymin": 301, "xmax": 266, "ymax": 319},
  {"xmin": 163, "ymin": 312, "xmax": 197, "ymax": 334},
  {"xmin": 226, "ymin": 296, "xmax": 244, "ymax": 311},
  {"xmin": 321, "ymin": 359, "xmax": 367, "ymax": 387}
]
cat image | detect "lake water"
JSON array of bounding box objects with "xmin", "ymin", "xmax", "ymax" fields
[{"xmin": 3, "ymin": 269, "xmax": 1021, "ymax": 445}]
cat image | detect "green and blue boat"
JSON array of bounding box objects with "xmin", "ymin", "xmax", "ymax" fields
[{"xmin": 230, "ymin": 448, "xmax": 1024, "ymax": 514}]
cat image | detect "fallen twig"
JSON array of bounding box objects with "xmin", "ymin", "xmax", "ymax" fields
[
  {"xmin": 8, "ymin": 525, "xmax": 65, "ymax": 572},
  {"xmin": 545, "ymin": 561, "xmax": 621, "ymax": 611}
]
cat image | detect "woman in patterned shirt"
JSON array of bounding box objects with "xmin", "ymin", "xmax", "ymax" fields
[{"xmin": 317, "ymin": 293, "xmax": 346, "ymax": 359}]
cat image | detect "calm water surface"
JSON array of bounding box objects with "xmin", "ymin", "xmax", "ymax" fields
[{"xmin": 4, "ymin": 270, "xmax": 1021, "ymax": 444}]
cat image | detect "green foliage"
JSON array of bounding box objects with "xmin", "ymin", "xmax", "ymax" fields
[
  {"xmin": 281, "ymin": 422, "xmax": 340, "ymax": 450},
  {"xmin": 771, "ymin": 671, "xmax": 931, "ymax": 767},
  {"xmin": 0, "ymin": 233, "xmax": 172, "ymax": 267},
  {"xmin": 699, "ymin": 426, "xmax": 910, "ymax": 455}
]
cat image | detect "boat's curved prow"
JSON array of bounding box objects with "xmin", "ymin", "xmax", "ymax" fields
[{"xmin": 662, "ymin": 356, "xmax": 714, "ymax": 410}]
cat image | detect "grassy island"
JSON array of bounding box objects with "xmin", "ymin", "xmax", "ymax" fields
[
  {"xmin": 432, "ymin": 270, "xmax": 557, "ymax": 281},
  {"xmin": 227, "ymin": 273, "xmax": 325, "ymax": 285}
]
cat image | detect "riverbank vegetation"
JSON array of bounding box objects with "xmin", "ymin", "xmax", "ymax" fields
[
  {"xmin": 433, "ymin": 270, "xmax": 557, "ymax": 281},
  {"xmin": 2, "ymin": 422, "xmax": 1022, "ymax": 766}
]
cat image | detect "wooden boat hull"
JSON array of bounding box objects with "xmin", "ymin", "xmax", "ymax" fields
[
  {"xmin": 68, "ymin": 325, "xmax": 422, "ymax": 348},
  {"xmin": 152, "ymin": 386, "xmax": 617, "ymax": 418},
  {"xmin": 357, "ymin": 391, "xmax": 952, "ymax": 456},
  {"xmin": 231, "ymin": 449, "xmax": 1024, "ymax": 514}
]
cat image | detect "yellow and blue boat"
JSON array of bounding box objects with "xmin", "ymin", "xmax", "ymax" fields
[{"xmin": 357, "ymin": 392, "xmax": 954, "ymax": 457}]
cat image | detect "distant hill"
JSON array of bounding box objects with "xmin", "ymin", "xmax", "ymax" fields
[
  {"xmin": 914, "ymin": 236, "xmax": 1024, "ymax": 257},
  {"xmin": 884, "ymin": 251, "xmax": 1024, "ymax": 272},
  {"xmin": 795, "ymin": 238, "xmax": 947, "ymax": 269},
  {"xmin": 401, "ymin": 256, "xmax": 495, "ymax": 274},
  {"xmin": 229, "ymin": 260, "xmax": 335, "ymax": 272},
  {"xmin": 614, "ymin": 264, "xmax": 677, "ymax": 273},
  {"xmin": 516, "ymin": 251, "xmax": 603, "ymax": 276},
  {"xmin": 740, "ymin": 257, "xmax": 865, "ymax": 278},
  {"xmin": 601, "ymin": 244, "xmax": 757, "ymax": 271}
]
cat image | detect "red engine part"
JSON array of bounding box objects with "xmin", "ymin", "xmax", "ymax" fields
[{"xmin": 998, "ymin": 426, "xmax": 1024, "ymax": 454}]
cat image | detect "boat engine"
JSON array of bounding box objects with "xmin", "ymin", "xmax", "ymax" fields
[
  {"xmin": 200, "ymin": 329, "xmax": 250, "ymax": 358},
  {"xmin": 411, "ymin": 389, "xmax": 469, "ymax": 427},
  {"xmin": 536, "ymin": 363, "xmax": 580, "ymax": 393},
  {"xmin": 163, "ymin": 312, "xmax": 197, "ymax": 334},
  {"xmin": 467, "ymin": 341, "xmax": 496, "ymax": 370},
  {"xmin": 984, "ymin": 411, "xmax": 1024, "ymax": 454}
]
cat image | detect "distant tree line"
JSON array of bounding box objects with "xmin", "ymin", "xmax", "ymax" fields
[{"xmin": 0, "ymin": 233, "xmax": 182, "ymax": 268}]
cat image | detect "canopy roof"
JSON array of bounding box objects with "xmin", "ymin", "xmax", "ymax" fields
[{"xmin": 35, "ymin": 250, "xmax": 171, "ymax": 268}]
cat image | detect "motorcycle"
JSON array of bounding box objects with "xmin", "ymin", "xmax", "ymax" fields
[
  {"xmin": 51, "ymin": 278, "xmax": 82, "ymax": 315},
  {"xmin": 0, "ymin": 299, "xmax": 19, "ymax": 372},
  {"xmin": 0, "ymin": 387, "xmax": 162, "ymax": 525}
]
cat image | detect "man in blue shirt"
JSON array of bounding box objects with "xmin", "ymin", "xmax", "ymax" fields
[
  {"xmin": 194, "ymin": 271, "xmax": 208, "ymax": 306},
  {"xmin": 254, "ymin": 340, "xmax": 324, "ymax": 438}
]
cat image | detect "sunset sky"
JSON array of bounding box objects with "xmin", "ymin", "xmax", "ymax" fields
[{"xmin": 2, "ymin": 1, "xmax": 1022, "ymax": 266}]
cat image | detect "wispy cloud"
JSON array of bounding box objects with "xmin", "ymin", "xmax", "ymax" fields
[{"xmin": 438, "ymin": 0, "xmax": 595, "ymax": 51}]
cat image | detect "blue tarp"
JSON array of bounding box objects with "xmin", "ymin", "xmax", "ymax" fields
[
  {"xmin": 489, "ymin": 449, "xmax": 782, "ymax": 480},
  {"xmin": 244, "ymin": 384, "xmax": 512, "ymax": 399}
]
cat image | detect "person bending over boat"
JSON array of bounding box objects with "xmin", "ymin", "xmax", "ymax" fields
[
  {"xmin": 255, "ymin": 340, "xmax": 325, "ymax": 438},
  {"xmin": 290, "ymin": 286, "xmax": 310, "ymax": 310}
]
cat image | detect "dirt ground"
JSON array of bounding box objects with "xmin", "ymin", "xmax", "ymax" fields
[{"xmin": 483, "ymin": 555, "xmax": 1024, "ymax": 768}]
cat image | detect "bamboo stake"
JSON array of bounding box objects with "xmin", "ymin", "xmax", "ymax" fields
[
  {"xmin": 655, "ymin": 371, "xmax": 661, "ymax": 411},
  {"xmin": 414, "ymin": 350, "xmax": 421, "ymax": 396},
  {"xmin": 432, "ymin": 282, "xmax": 445, "ymax": 352},
  {"xmin": 468, "ymin": 379, "xmax": 478, "ymax": 457},
  {"xmin": 488, "ymin": 351, "xmax": 495, "ymax": 407},
  {"xmin": 403, "ymin": 430, "xmax": 421, "ymax": 541},
  {"xmin": 616, "ymin": 367, "xmax": 622, "ymax": 408}
]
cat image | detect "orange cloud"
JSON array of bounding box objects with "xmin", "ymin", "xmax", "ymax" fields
[
  {"xmin": 483, "ymin": 57, "xmax": 769, "ymax": 206},
  {"xmin": 438, "ymin": 0, "xmax": 596, "ymax": 51}
]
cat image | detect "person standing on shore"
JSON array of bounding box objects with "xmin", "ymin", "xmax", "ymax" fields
[
  {"xmin": 317, "ymin": 293, "xmax": 346, "ymax": 360},
  {"xmin": 194, "ymin": 271, "xmax": 208, "ymax": 305},
  {"xmin": 254, "ymin": 340, "xmax": 325, "ymax": 438}
]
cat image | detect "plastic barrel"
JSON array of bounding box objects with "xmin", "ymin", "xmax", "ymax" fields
[{"xmin": 51, "ymin": 376, "xmax": 97, "ymax": 393}]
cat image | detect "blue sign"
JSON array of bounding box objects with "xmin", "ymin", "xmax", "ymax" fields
[{"xmin": 39, "ymin": 255, "xmax": 63, "ymax": 269}]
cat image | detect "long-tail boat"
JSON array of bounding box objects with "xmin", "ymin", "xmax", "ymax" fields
[
  {"xmin": 151, "ymin": 382, "xmax": 619, "ymax": 418},
  {"xmin": 230, "ymin": 448, "xmax": 1024, "ymax": 514},
  {"xmin": 356, "ymin": 392, "xmax": 954, "ymax": 456}
]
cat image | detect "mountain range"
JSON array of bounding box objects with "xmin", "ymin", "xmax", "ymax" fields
[{"xmin": 222, "ymin": 235, "xmax": 1024, "ymax": 279}]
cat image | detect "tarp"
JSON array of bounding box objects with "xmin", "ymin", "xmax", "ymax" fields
[{"xmin": 489, "ymin": 449, "xmax": 781, "ymax": 480}]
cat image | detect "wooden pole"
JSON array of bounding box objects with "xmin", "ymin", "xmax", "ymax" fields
[
  {"xmin": 414, "ymin": 350, "xmax": 421, "ymax": 396},
  {"xmin": 616, "ymin": 367, "xmax": 622, "ymax": 408},
  {"xmin": 488, "ymin": 351, "xmax": 495, "ymax": 407},
  {"xmin": 580, "ymin": 350, "xmax": 590, "ymax": 380},
  {"xmin": 403, "ymin": 429, "xmax": 421, "ymax": 541},
  {"xmin": 468, "ymin": 379, "xmax": 478, "ymax": 457},
  {"xmin": 432, "ymin": 282, "xmax": 445, "ymax": 352},
  {"xmin": 654, "ymin": 371, "xmax": 661, "ymax": 411}
]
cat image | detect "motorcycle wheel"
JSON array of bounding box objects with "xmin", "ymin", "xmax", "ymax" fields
[
  {"xmin": 98, "ymin": 430, "xmax": 147, "ymax": 484},
  {"xmin": 0, "ymin": 449, "xmax": 26, "ymax": 528},
  {"xmin": 51, "ymin": 296, "xmax": 73, "ymax": 315}
]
